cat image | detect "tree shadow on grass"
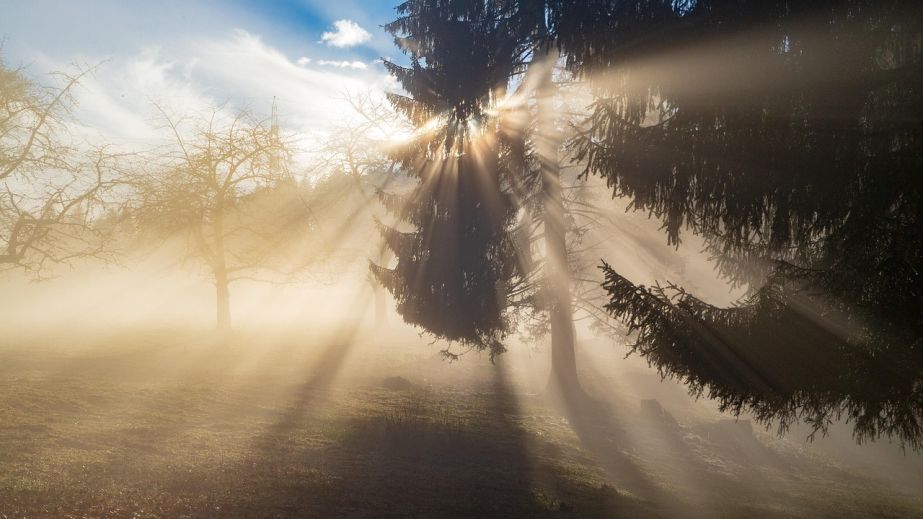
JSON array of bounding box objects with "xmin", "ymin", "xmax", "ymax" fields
[
  {"xmin": 253, "ymin": 322, "xmax": 363, "ymax": 443},
  {"xmin": 213, "ymin": 359, "xmax": 658, "ymax": 518},
  {"xmin": 552, "ymin": 361, "xmax": 805, "ymax": 518},
  {"xmin": 0, "ymin": 321, "xmax": 367, "ymax": 517},
  {"xmin": 547, "ymin": 386, "xmax": 674, "ymax": 509}
]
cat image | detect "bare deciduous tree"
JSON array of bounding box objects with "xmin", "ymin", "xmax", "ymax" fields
[
  {"xmin": 135, "ymin": 105, "xmax": 311, "ymax": 329},
  {"xmin": 0, "ymin": 58, "xmax": 124, "ymax": 274},
  {"xmin": 315, "ymin": 91, "xmax": 405, "ymax": 327}
]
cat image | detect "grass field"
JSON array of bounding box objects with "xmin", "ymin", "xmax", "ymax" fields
[{"xmin": 1, "ymin": 327, "xmax": 921, "ymax": 518}]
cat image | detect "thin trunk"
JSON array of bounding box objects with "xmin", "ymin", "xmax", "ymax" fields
[
  {"xmin": 372, "ymin": 275, "xmax": 387, "ymax": 328},
  {"xmin": 213, "ymin": 200, "xmax": 231, "ymax": 331},
  {"xmin": 215, "ymin": 265, "xmax": 231, "ymax": 330},
  {"xmin": 356, "ymin": 170, "xmax": 389, "ymax": 330},
  {"xmin": 373, "ymin": 222, "xmax": 389, "ymax": 329},
  {"xmin": 536, "ymin": 47, "xmax": 581, "ymax": 397}
]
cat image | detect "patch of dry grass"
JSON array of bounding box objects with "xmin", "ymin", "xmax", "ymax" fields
[{"xmin": 0, "ymin": 330, "xmax": 920, "ymax": 518}]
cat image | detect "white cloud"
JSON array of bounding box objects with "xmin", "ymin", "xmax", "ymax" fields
[
  {"xmin": 55, "ymin": 47, "xmax": 216, "ymax": 146},
  {"xmin": 320, "ymin": 19, "xmax": 372, "ymax": 48},
  {"xmin": 37, "ymin": 29, "xmax": 394, "ymax": 166},
  {"xmin": 317, "ymin": 60, "xmax": 367, "ymax": 69},
  {"xmin": 296, "ymin": 56, "xmax": 312, "ymax": 66}
]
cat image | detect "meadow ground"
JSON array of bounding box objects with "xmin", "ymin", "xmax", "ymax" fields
[{"xmin": 1, "ymin": 326, "xmax": 921, "ymax": 518}]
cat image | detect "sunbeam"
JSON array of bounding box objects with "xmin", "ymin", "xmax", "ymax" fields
[{"xmin": 1, "ymin": 0, "xmax": 921, "ymax": 517}]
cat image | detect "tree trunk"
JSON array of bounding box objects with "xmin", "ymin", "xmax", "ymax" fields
[
  {"xmin": 213, "ymin": 201, "xmax": 231, "ymax": 331},
  {"xmin": 215, "ymin": 269, "xmax": 231, "ymax": 330},
  {"xmin": 536, "ymin": 47, "xmax": 582, "ymax": 398},
  {"xmin": 371, "ymin": 235, "xmax": 389, "ymax": 329},
  {"xmin": 215, "ymin": 264, "xmax": 231, "ymax": 331},
  {"xmin": 374, "ymin": 282, "xmax": 387, "ymax": 328}
]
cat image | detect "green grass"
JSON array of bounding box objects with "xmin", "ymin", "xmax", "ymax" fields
[{"xmin": 0, "ymin": 330, "xmax": 920, "ymax": 518}]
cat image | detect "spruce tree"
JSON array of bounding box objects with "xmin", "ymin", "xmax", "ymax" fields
[
  {"xmin": 372, "ymin": 0, "xmax": 532, "ymax": 359},
  {"xmin": 553, "ymin": 0, "xmax": 923, "ymax": 445}
]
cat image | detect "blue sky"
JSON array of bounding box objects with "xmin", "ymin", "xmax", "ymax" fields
[
  {"xmin": 0, "ymin": 0, "xmax": 400, "ymax": 64},
  {"xmin": 0, "ymin": 0, "xmax": 405, "ymax": 147}
]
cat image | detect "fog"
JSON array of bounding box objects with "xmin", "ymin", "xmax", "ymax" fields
[
  {"xmin": 2, "ymin": 183, "xmax": 919, "ymax": 516},
  {"xmin": 2, "ymin": 1, "xmax": 922, "ymax": 517}
]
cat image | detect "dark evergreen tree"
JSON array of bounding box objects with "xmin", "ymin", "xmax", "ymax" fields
[
  {"xmin": 552, "ymin": 0, "xmax": 923, "ymax": 445},
  {"xmin": 372, "ymin": 0, "xmax": 534, "ymax": 359}
]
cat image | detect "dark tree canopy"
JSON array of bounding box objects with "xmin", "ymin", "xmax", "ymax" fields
[
  {"xmin": 371, "ymin": 0, "xmax": 922, "ymax": 446},
  {"xmin": 381, "ymin": 0, "xmax": 537, "ymax": 154},
  {"xmin": 556, "ymin": 0, "xmax": 923, "ymax": 445},
  {"xmin": 372, "ymin": 0, "xmax": 535, "ymax": 358}
]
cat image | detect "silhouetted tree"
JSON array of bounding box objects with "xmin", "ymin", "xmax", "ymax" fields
[
  {"xmin": 377, "ymin": 2, "xmax": 621, "ymax": 397},
  {"xmin": 372, "ymin": 0, "xmax": 533, "ymax": 359},
  {"xmin": 556, "ymin": 0, "xmax": 923, "ymax": 446}
]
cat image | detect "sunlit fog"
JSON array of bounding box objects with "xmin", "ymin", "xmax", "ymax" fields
[{"xmin": 1, "ymin": 1, "xmax": 921, "ymax": 517}]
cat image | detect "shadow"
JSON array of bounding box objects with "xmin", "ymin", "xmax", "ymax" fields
[
  {"xmin": 191, "ymin": 358, "xmax": 654, "ymax": 518},
  {"xmin": 548, "ymin": 386, "xmax": 672, "ymax": 509},
  {"xmin": 253, "ymin": 316, "xmax": 366, "ymax": 450},
  {"xmin": 555, "ymin": 357, "xmax": 849, "ymax": 517},
  {"xmin": 4, "ymin": 333, "xmax": 919, "ymax": 517}
]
